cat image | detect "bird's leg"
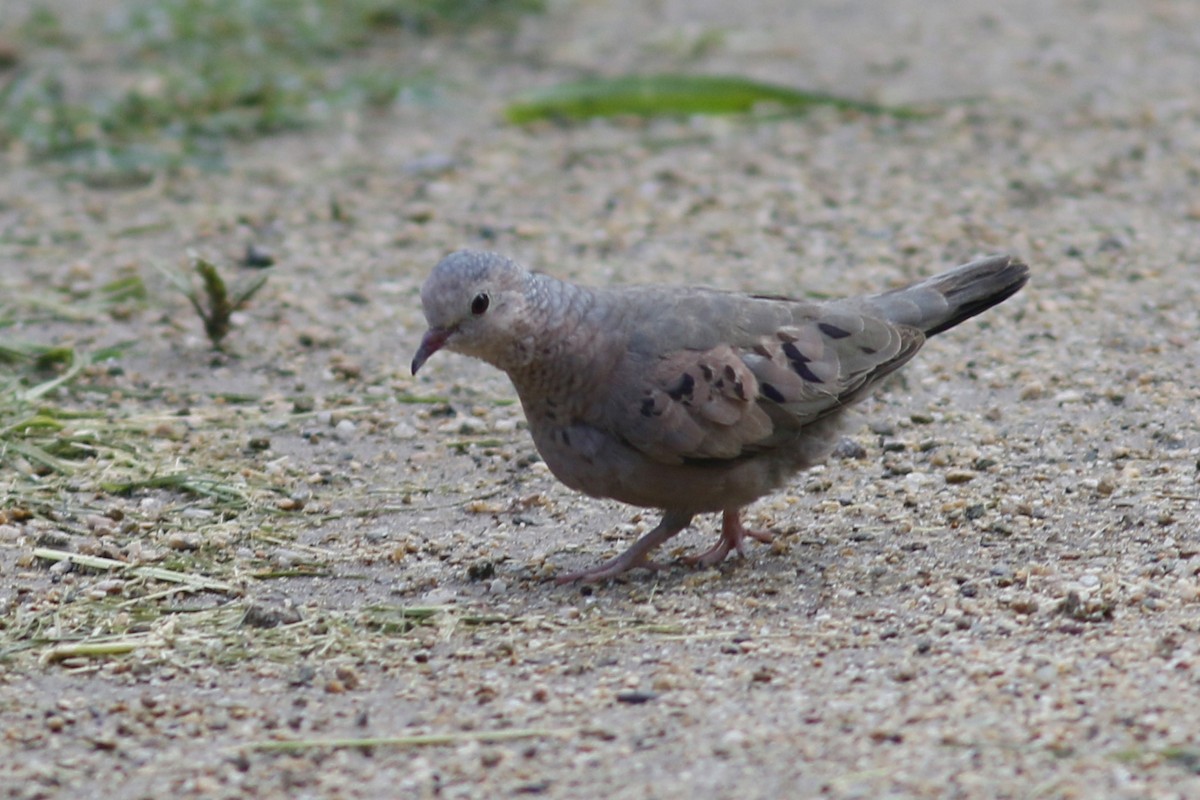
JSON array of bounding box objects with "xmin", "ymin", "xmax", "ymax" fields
[
  {"xmin": 555, "ymin": 511, "xmax": 693, "ymax": 584},
  {"xmin": 684, "ymin": 508, "xmax": 775, "ymax": 568}
]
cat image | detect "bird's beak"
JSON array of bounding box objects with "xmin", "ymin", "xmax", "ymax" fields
[{"xmin": 411, "ymin": 327, "xmax": 451, "ymax": 375}]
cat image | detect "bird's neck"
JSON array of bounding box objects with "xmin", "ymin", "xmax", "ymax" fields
[{"xmin": 504, "ymin": 275, "xmax": 622, "ymax": 420}]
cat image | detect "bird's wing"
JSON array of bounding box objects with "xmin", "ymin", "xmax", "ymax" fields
[{"xmin": 607, "ymin": 299, "xmax": 924, "ymax": 464}]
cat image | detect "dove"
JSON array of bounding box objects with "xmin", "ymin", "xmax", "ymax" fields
[{"xmin": 412, "ymin": 250, "xmax": 1028, "ymax": 584}]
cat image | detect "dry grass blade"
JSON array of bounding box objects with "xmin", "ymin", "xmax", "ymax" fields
[
  {"xmin": 2, "ymin": 349, "xmax": 100, "ymax": 477},
  {"xmin": 17, "ymin": 347, "xmax": 85, "ymax": 402},
  {"xmin": 98, "ymin": 472, "xmax": 252, "ymax": 504},
  {"xmin": 40, "ymin": 637, "xmax": 163, "ymax": 664},
  {"xmin": 243, "ymin": 727, "xmax": 574, "ymax": 753},
  {"xmin": 33, "ymin": 548, "xmax": 236, "ymax": 593}
]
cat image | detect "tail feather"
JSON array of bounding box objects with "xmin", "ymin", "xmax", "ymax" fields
[{"xmin": 864, "ymin": 255, "xmax": 1029, "ymax": 337}]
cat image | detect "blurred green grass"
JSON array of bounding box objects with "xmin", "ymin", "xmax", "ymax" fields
[
  {"xmin": 505, "ymin": 73, "xmax": 928, "ymax": 124},
  {"xmin": 0, "ymin": 0, "xmax": 542, "ymax": 177}
]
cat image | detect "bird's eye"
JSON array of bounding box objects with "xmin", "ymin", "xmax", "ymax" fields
[{"xmin": 470, "ymin": 293, "xmax": 490, "ymax": 315}]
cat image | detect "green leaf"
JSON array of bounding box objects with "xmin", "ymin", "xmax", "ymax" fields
[{"xmin": 505, "ymin": 74, "xmax": 929, "ymax": 123}]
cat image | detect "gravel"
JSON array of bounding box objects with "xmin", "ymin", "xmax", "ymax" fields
[{"xmin": 3, "ymin": 0, "xmax": 1200, "ymax": 798}]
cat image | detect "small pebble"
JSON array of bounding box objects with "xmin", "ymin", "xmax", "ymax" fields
[
  {"xmin": 166, "ymin": 532, "xmax": 202, "ymax": 550},
  {"xmin": 944, "ymin": 469, "xmax": 976, "ymax": 484},
  {"xmin": 243, "ymin": 243, "xmax": 275, "ymax": 268}
]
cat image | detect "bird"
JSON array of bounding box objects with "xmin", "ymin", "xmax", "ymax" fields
[{"xmin": 412, "ymin": 250, "xmax": 1029, "ymax": 584}]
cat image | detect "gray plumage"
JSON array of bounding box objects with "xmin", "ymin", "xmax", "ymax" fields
[{"xmin": 412, "ymin": 250, "xmax": 1029, "ymax": 583}]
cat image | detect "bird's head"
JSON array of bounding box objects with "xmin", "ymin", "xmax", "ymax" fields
[{"xmin": 411, "ymin": 250, "xmax": 534, "ymax": 375}]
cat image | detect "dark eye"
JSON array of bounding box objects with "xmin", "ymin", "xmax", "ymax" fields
[{"xmin": 470, "ymin": 293, "xmax": 490, "ymax": 315}]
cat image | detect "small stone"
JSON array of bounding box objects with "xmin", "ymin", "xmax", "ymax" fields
[
  {"xmin": 364, "ymin": 528, "xmax": 390, "ymax": 543},
  {"xmin": 166, "ymin": 532, "xmax": 201, "ymax": 550},
  {"xmin": 1053, "ymin": 390, "xmax": 1084, "ymax": 405},
  {"xmin": 335, "ymin": 665, "xmax": 361, "ymax": 690},
  {"xmin": 392, "ymin": 422, "xmax": 418, "ymax": 440},
  {"xmin": 243, "ymin": 600, "xmax": 302, "ymax": 628},
  {"xmin": 403, "ymin": 153, "xmax": 457, "ymax": 176},
  {"xmin": 93, "ymin": 579, "xmax": 125, "ymax": 596},
  {"xmin": 243, "ymin": 243, "xmax": 275, "ymax": 268},
  {"xmin": 405, "ymin": 205, "xmax": 435, "ymax": 223},
  {"xmin": 276, "ymin": 496, "xmax": 305, "ymax": 511},
  {"xmin": 945, "ymin": 469, "xmax": 977, "ymax": 484},
  {"xmin": 467, "ymin": 561, "xmax": 496, "ymax": 581},
  {"xmin": 270, "ymin": 549, "xmax": 304, "ymax": 568},
  {"xmin": 1020, "ymin": 382, "xmax": 1045, "ymax": 400},
  {"xmin": 615, "ymin": 691, "xmax": 658, "ymax": 704},
  {"xmin": 832, "ymin": 437, "xmax": 868, "ymax": 459},
  {"xmin": 751, "ymin": 666, "xmax": 775, "ymax": 683},
  {"xmin": 1010, "ymin": 597, "xmax": 1039, "ymax": 615}
]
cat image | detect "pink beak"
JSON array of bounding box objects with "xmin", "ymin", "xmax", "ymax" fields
[{"xmin": 411, "ymin": 328, "xmax": 451, "ymax": 375}]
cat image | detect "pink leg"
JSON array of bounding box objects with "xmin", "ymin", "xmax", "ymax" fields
[
  {"xmin": 683, "ymin": 509, "xmax": 775, "ymax": 568},
  {"xmin": 555, "ymin": 511, "xmax": 693, "ymax": 584}
]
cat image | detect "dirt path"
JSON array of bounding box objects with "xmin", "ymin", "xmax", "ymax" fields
[{"xmin": 3, "ymin": 1, "xmax": 1200, "ymax": 797}]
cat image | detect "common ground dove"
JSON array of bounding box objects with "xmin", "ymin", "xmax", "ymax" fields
[{"xmin": 412, "ymin": 250, "xmax": 1028, "ymax": 583}]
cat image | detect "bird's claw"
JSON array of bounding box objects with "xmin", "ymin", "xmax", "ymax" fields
[
  {"xmin": 684, "ymin": 512, "xmax": 774, "ymax": 568},
  {"xmin": 554, "ymin": 555, "xmax": 668, "ymax": 585}
]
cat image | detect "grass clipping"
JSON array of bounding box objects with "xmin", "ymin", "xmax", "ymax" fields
[{"xmin": 505, "ymin": 73, "xmax": 928, "ymax": 123}]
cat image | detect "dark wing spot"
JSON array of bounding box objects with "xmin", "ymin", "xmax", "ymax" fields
[
  {"xmin": 723, "ymin": 364, "xmax": 737, "ymax": 381},
  {"xmin": 699, "ymin": 364, "xmax": 714, "ymax": 380},
  {"xmin": 782, "ymin": 342, "xmax": 823, "ymax": 383},
  {"xmin": 818, "ymin": 322, "xmax": 852, "ymax": 339},
  {"xmin": 860, "ymin": 346, "xmax": 877, "ymax": 355},
  {"xmin": 731, "ymin": 377, "xmax": 747, "ymax": 401},
  {"xmin": 793, "ymin": 361, "xmax": 823, "ymax": 383},
  {"xmin": 760, "ymin": 383, "xmax": 786, "ymax": 403},
  {"xmin": 667, "ymin": 372, "xmax": 696, "ymax": 401},
  {"xmin": 640, "ymin": 397, "xmax": 657, "ymax": 417},
  {"xmin": 781, "ymin": 342, "xmax": 809, "ymax": 364},
  {"xmin": 561, "ymin": 429, "xmax": 572, "ymax": 447}
]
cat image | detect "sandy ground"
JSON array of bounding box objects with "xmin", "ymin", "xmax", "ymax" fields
[{"xmin": 3, "ymin": 1, "xmax": 1200, "ymax": 797}]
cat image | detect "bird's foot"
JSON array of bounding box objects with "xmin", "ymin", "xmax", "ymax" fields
[
  {"xmin": 555, "ymin": 511, "xmax": 692, "ymax": 585},
  {"xmin": 684, "ymin": 510, "xmax": 774, "ymax": 568},
  {"xmin": 554, "ymin": 553, "xmax": 669, "ymax": 585}
]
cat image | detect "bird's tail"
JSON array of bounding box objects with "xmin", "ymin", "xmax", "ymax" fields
[{"xmin": 863, "ymin": 254, "xmax": 1030, "ymax": 337}]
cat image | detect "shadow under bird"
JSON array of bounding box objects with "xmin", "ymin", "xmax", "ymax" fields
[{"xmin": 412, "ymin": 250, "xmax": 1029, "ymax": 584}]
